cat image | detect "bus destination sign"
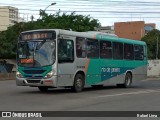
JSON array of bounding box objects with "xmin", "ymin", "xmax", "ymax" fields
[{"xmin": 21, "ymin": 31, "xmax": 56, "ymax": 41}]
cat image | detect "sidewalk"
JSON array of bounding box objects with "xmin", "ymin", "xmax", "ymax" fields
[
  {"xmin": 0, "ymin": 73, "xmax": 15, "ymax": 81},
  {"xmin": 146, "ymin": 76, "xmax": 160, "ymax": 81}
]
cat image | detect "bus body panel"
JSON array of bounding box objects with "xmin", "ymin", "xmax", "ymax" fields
[{"xmin": 86, "ymin": 58, "xmax": 101, "ymax": 85}]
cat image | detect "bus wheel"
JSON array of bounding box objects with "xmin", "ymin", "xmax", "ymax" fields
[
  {"xmin": 123, "ymin": 73, "xmax": 132, "ymax": 88},
  {"xmin": 72, "ymin": 74, "xmax": 84, "ymax": 92},
  {"xmin": 38, "ymin": 86, "xmax": 48, "ymax": 92}
]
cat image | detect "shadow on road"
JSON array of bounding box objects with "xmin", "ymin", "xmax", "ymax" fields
[{"xmin": 17, "ymin": 84, "xmax": 144, "ymax": 95}]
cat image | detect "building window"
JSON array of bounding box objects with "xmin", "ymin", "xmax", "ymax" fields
[
  {"xmin": 87, "ymin": 39, "xmax": 99, "ymax": 58},
  {"xmin": 100, "ymin": 40, "xmax": 112, "ymax": 59},
  {"xmin": 113, "ymin": 42, "xmax": 123, "ymax": 59},
  {"xmin": 76, "ymin": 37, "xmax": 86, "ymax": 58},
  {"xmin": 124, "ymin": 44, "xmax": 134, "ymax": 60}
]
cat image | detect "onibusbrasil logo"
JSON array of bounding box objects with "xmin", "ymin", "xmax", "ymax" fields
[{"xmin": 1, "ymin": 112, "xmax": 42, "ymax": 118}]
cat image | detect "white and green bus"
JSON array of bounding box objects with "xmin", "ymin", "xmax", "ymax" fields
[{"xmin": 16, "ymin": 29, "xmax": 148, "ymax": 92}]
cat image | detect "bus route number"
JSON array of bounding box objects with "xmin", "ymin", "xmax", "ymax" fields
[
  {"xmin": 101, "ymin": 67, "xmax": 111, "ymax": 73},
  {"xmin": 101, "ymin": 67, "xmax": 120, "ymax": 73}
]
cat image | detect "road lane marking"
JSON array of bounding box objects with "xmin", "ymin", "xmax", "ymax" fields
[
  {"xmin": 96, "ymin": 89, "xmax": 160, "ymax": 98},
  {"xmin": 142, "ymin": 78, "xmax": 160, "ymax": 81}
]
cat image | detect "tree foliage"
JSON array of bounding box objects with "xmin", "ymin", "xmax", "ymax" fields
[
  {"xmin": 0, "ymin": 11, "xmax": 101, "ymax": 58},
  {"xmin": 141, "ymin": 29, "xmax": 160, "ymax": 59}
]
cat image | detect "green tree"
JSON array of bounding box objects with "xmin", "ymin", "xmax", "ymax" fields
[
  {"xmin": 141, "ymin": 29, "xmax": 160, "ymax": 59},
  {"xmin": 0, "ymin": 11, "xmax": 101, "ymax": 58}
]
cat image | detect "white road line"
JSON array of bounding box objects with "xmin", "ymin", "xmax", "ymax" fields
[
  {"xmin": 142, "ymin": 78, "xmax": 160, "ymax": 81},
  {"xmin": 96, "ymin": 89, "xmax": 160, "ymax": 98}
]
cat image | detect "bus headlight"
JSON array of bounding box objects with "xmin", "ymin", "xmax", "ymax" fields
[
  {"xmin": 16, "ymin": 71, "xmax": 23, "ymax": 78},
  {"xmin": 44, "ymin": 70, "xmax": 54, "ymax": 78}
]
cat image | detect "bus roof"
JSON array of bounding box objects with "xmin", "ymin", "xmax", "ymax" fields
[
  {"xmin": 96, "ymin": 34, "xmax": 146, "ymax": 45},
  {"xmin": 20, "ymin": 29, "xmax": 146, "ymax": 45}
]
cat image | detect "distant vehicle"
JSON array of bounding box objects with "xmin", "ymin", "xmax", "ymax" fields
[{"xmin": 16, "ymin": 29, "xmax": 148, "ymax": 92}]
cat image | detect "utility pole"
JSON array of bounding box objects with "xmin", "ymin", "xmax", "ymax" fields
[
  {"xmin": 156, "ymin": 33, "xmax": 159, "ymax": 59},
  {"xmin": 31, "ymin": 15, "xmax": 34, "ymax": 22}
]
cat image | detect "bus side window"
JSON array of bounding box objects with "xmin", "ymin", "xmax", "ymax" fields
[
  {"xmin": 134, "ymin": 45, "xmax": 144, "ymax": 60},
  {"xmin": 87, "ymin": 39, "xmax": 99, "ymax": 58},
  {"xmin": 76, "ymin": 37, "xmax": 86, "ymax": 58},
  {"xmin": 113, "ymin": 42, "xmax": 123, "ymax": 60},
  {"xmin": 100, "ymin": 40, "xmax": 112, "ymax": 59},
  {"xmin": 58, "ymin": 39, "xmax": 74, "ymax": 63},
  {"xmin": 124, "ymin": 43, "xmax": 134, "ymax": 60}
]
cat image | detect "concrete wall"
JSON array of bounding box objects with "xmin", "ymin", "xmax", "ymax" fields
[{"xmin": 147, "ymin": 60, "xmax": 160, "ymax": 77}]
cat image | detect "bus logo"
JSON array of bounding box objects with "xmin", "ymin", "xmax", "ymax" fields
[{"xmin": 2, "ymin": 112, "xmax": 11, "ymax": 117}]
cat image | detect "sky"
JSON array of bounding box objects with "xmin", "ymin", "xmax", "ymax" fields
[{"xmin": 0, "ymin": 0, "xmax": 160, "ymax": 29}]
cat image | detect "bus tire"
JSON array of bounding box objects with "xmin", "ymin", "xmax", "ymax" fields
[
  {"xmin": 38, "ymin": 86, "xmax": 48, "ymax": 92},
  {"xmin": 72, "ymin": 74, "xmax": 84, "ymax": 92},
  {"xmin": 123, "ymin": 72, "xmax": 132, "ymax": 88}
]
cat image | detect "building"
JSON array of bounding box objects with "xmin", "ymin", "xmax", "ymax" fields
[
  {"xmin": 144, "ymin": 23, "xmax": 156, "ymax": 35},
  {"xmin": 114, "ymin": 21, "xmax": 156, "ymax": 40},
  {"xmin": 96, "ymin": 26, "xmax": 115, "ymax": 34},
  {"xmin": 0, "ymin": 6, "xmax": 18, "ymax": 31}
]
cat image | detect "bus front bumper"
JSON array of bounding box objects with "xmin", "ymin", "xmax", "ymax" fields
[{"xmin": 16, "ymin": 76, "xmax": 57, "ymax": 87}]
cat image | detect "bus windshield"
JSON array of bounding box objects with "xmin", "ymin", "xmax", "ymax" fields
[{"xmin": 17, "ymin": 40, "xmax": 56, "ymax": 67}]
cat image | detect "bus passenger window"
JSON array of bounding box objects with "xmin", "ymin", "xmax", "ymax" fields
[
  {"xmin": 113, "ymin": 42, "xmax": 123, "ymax": 59},
  {"xmin": 134, "ymin": 45, "xmax": 144, "ymax": 60},
  {"xmin": 124, "ymin": 44, "xmax": 134, "ymax": 60},
  {"xmin": 100, "ymin": 41, "xmax": 112, "ymax": 59},
  {"xmin": 58, "ymin": 39, "xmax": 74, "ymax": 63},
  {"xmin": 76, "ymin": 37, "xmax": 86, "ymax": 58},
  {"xmin": 87, "ymin": 39, "xmax": 99, "ymax": 58}
]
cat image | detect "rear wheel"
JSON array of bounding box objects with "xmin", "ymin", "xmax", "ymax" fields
[
  {"xmin": 38, "ymin": 86, "xmax": 48, "ymax": 92},
  {"xmin": 117, "ymin": 73, "xmax": 132, "ymax": 88},
  {"xmin": 72, "ymin": 74, "xmax": 85, "ymax": 92},
  {"xmin": 123, "ymin": 73, "xmax": 132, "ymax": 88}
]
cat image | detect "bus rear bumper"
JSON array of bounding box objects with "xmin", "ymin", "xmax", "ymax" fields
[{"xmin": 16, "ymin": 76, "xmax": 57, "ymax": 87}]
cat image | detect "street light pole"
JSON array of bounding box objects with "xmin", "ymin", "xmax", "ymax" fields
[
  {"xmin": 39, "ymin": 2, "xmax": 56, "ymax": 19},
  {"xmin": 44, "ymin": 3, "xmax": 56, "ymax": 12}
]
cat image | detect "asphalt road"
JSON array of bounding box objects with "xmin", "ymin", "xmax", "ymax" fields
[{"xmin": 0, "ymin": 78, "xmax": 160, "ymax": 120}]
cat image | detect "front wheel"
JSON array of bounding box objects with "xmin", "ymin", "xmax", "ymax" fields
[
  {"xmin": 38, "ymin": 86, "xmax": 48, "ymax": 92},
  {"xmin": 72, "ymin": 74, "xmax": 85, "ymax": 92}
]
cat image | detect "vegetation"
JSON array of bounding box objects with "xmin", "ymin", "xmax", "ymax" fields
[
  {"xmin": 141, "ymin": 29, "xmax": 160, "ymax": 59},
  {"xmin": 0, "ymin": 10, "xmax": 101, "ymax": 58}
]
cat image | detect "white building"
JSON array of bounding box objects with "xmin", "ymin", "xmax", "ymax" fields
[{"xmin": 0, "ymin": 6, "xmax": 19, "ymax": 31}]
